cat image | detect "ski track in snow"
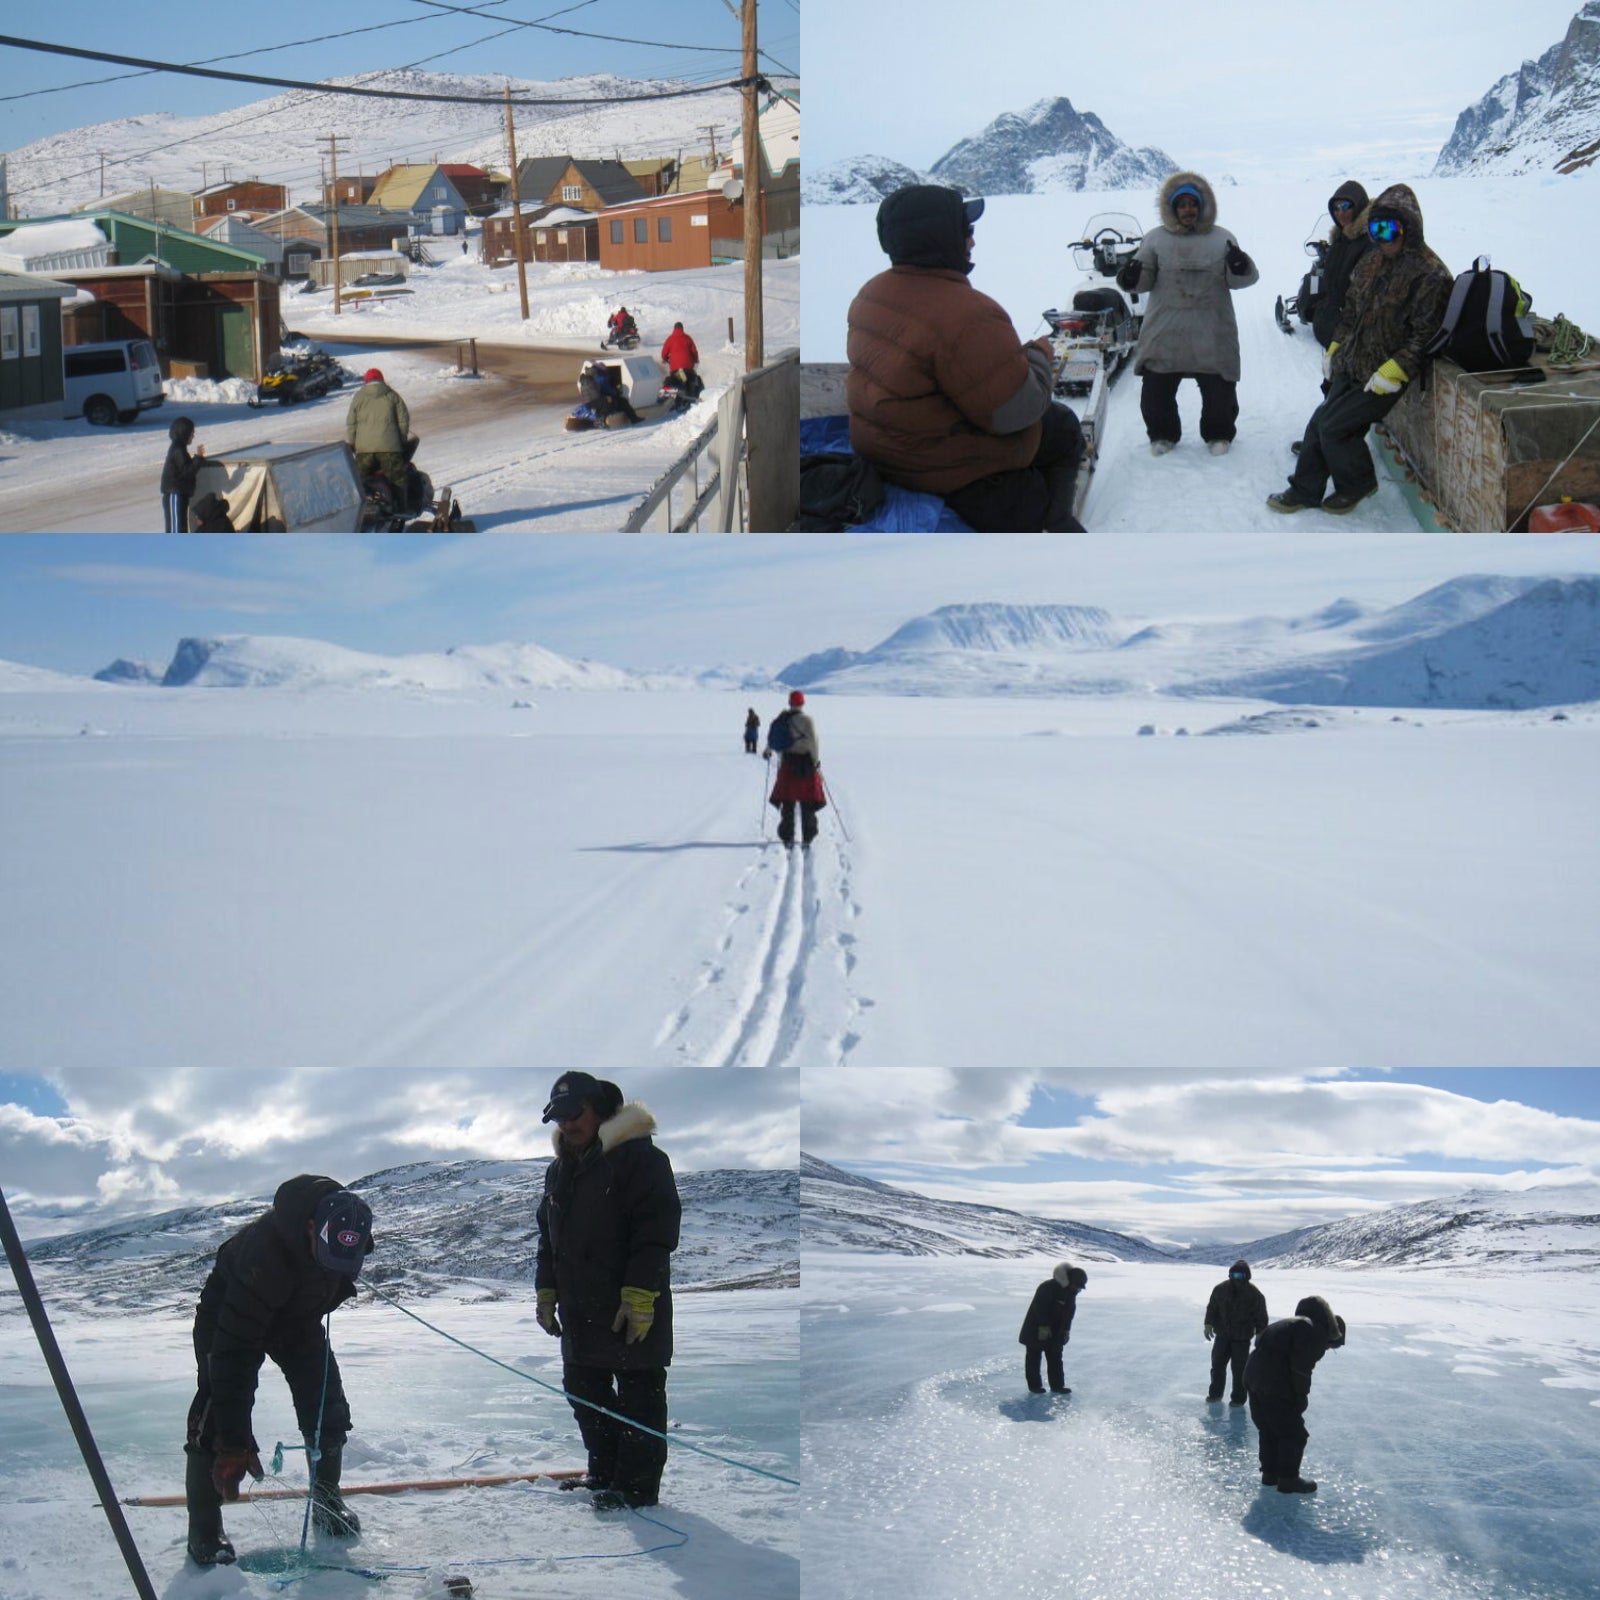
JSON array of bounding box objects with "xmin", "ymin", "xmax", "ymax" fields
[{"xmin": 658, "ymin": 814, "xmax": 868, "ymax": 1067}]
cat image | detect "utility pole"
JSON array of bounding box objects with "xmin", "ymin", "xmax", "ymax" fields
[
  {"xmin": 503, "ymin": 85, "xmax": 530, "ymax": 320},
  {"xmin": 98, "ymin": 152, "xmax": 107, "ymax": 197},
  {"xmin": 739, "ymin": 0, "xmax": 763, "ymax": 370},
  {"xmin": 702, "ymin": 124, "xmax": 720, "ymax": 168},
  {"xmin": 321, "ymin": 134, "xmax": 350, "ymax": 316}
]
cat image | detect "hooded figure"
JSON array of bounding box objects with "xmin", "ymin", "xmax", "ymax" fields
[
  {"xmin": 1117, "ymin": 171, "xmax": 1258, "ymax": 454},
  {"xmin": 1243, "ymin": 1294, "xmax": 1346, "ymax": 1494},
  {"xmin": 1204, "ymin": 1259, "xmax": 1269, "ymax": 1404},
  {"xmin": 1310, "ymin": 180, "xmax": 1374, "ymax": 350},
  {"xmin": 184, "ymin": 1175, "xmax": 374, "ymax": 1566},
  {"xmin": 535, "ymin": 1073, "xmax": 682, "ymax": 1510},
  {"xmin": 845, "ymin": 184, "xmax": 1085, "ymax": 530},
  {"xmin": 1018, "ymin": 1263, "xmax": 1088, "ymax": 1394},
  {"xmin": 764, "ymin": 689, "xmax": 826, "ymax": 847},
  {"xmin": 160, "ymin": 415, "xmax": 205, "ymax": 532},
  {"xmin": 1270, "ymin": 183, "xmax": 1452, "ymax": 516},
  {"xmin": 743, "ymin": 705, "xmax": 761, "ymax": 753}
]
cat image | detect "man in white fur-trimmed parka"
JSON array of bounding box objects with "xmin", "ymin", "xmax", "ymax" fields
[{"xmin": 536, "ymin": 1072, "xmax": 682, "ymax": 1510}]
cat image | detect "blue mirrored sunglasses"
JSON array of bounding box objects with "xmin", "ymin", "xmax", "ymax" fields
[
  {"xmin": 1368, "ymin": 217, "xmax": 1402, "ymax": 242},
  {"xmin": 1331, "ymin": 199, "xmax": 1355, "ymax": 211}
]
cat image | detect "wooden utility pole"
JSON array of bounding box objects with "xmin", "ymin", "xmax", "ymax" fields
[
  {"xmin": 702, "ymin": 124, "xmax": 720, "ymax": 167},
  {"xmin": 503, "ymin": 85, "xmax": 530, "ymax": 321},
  {"xmin": 322, "ymin": 134, "xmax": 350, "ymax": 316},
  {"xmin": 740, "ymin": 0, "xmax": 763, "ymax": 370}
]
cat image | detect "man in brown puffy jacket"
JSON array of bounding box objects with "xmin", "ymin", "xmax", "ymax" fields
[
  {"xmin": 1269, "ymin": 184, "xmax": 1450, "ymax": 516},
  {"xmin": 846, "ymin": 185, "xmax": 1085, "ymax": 530}
]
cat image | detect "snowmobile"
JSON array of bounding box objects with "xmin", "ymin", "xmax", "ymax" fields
[
  {"xmin": 601, "ymin": 317, "xmax": 641, "ymax": 352},
  {"xmin": 358, "ymin": 434, "xmax": 476, "ymax": 530},
  {"xmin": 658, "ymin": 367, "xmax": 705, "ymax": 412},
  {"xmin": 252, "ymin": 346, "xmax": 347, "ymax": 407},
  {"xmin": 1275, "ymin": 219, "xmax": 1333, "ymax": 335}
]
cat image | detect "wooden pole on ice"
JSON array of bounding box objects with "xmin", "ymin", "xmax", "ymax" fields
[{"xmin": 122, "ymin": 1467, "xmax": 588, "ymax": 1508}]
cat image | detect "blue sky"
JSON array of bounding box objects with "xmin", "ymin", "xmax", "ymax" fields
[
  {"xmin": 5, "ymin": 532, "xmax": 1600, "ymax": 681},
  {"xmin": 804, "ymin": 0, "xmax": 1585, "ymax": 179},
  {"xmin": 0, "ymin": 1, "xmax": 796, "ymax": 150},
  {"xmin": 803, "ymin": 1069, "xmax": 1600, "ymax": 1245}
]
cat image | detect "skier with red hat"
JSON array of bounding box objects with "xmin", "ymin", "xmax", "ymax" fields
[{"xmin": 763, "ymin": 690, "xmax": 826, "ymax": 849}]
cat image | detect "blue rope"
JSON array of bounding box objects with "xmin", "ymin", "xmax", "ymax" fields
[
  {"xmin": 366, "ymin": 1284, "xmax": 800, "ymax": 1487},
  {"xmin": 296, "ymin": 1311, "xmax": 335, "ymax": 1555}
]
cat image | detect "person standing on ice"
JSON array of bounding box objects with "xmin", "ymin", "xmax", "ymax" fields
[
  {"xmin": 846, "ymin": 183, "xmax": 1087, "ymax": 530},
  {"xmin": 1243, "ymin": 1294, "xmax": 1345, "ymax": 1494},
  {"xmin": 744, "ymin": 706, "xmax": 761, "ymax": 753},
  {"xmin": 345, "ymin": 368, "xmax": 411, "ymax": 487},
  {"xmin": 1018, "ymin": 1263, "xmax": 1087, "ymax": 1393},
  {"xmin": 1204, "ymin": 1258, "xmax": 1268, "ymax": 1404},
  {"xmin": 536, "ymin": 1072, "xmax": 682, "ymax": 1511},
  {"xmin": 1117, "ymin": 171, "xmax": 1257, "ymax": 456},
  {"xmin": 183, "ymin": 1175, "xmax": 374, "ymax": 1567},
  {"xmin": 764, "ymin": 689, "xmax": 826, "ymax": 849},
  {"xmin": 1269, "ymin": 183, "xmax": 1451, "ymax": 516}
]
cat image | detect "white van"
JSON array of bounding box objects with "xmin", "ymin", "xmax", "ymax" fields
[{"xmin": 62, "ymin": 339, "xmax": 165, "ymax": 426}]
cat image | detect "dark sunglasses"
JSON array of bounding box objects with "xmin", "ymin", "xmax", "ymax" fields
[
  {"xmin": 1331, "ymin": 199, "xmax": 1355, "ymax": 212},
  {"xmin": 1368, "ymin": 218, "xmax": 1403, "ymax": 242}
]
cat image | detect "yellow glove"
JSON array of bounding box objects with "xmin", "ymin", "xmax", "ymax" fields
[
  {"xmin": 1322, "ymin": 341, "xmax": 1337, "ymax": 381},
  {"xmin": 612, "ymin": 1286, "xmax": 658, "ymax": 1344},
  {"xmin": 1364, "ymin": 359, "xmax": 1408, "ymax": 395},
  {"xmin": 536, "ymin": 1287, "xmax": 562, "ymax": 1337}
]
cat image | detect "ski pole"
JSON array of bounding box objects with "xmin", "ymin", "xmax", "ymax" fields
[
  {"xmin": 758, "ymin": 754, "xmax": 770, "ymax": 839},
  {"xmin": 821, "ymin": 771, "xmax": 852, "ymax": 842}
]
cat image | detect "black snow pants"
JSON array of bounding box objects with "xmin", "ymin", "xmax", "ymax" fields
[
  {"xmin": 944, "ymin": 402, "xmax": 1085, "ymax": 532},
  {"xmin": 1024, "ymin": 1341, "xmax": 1067, "ymax": 1393},
  {"xmin": 1287, "ymin": 371, "xmax": 1402, "ymax": 499},
  {"xmin": 563, "ymin": 1363, "xmax": 669, "ymax": 1504},
  {"xmin": 778, "ymin": 800, "xmax": 821, "ymax": 845},
  {"xmin": 1209, "ymin": 1337, "xmax": 1251, "ymax": 1401},
  {"xmin": 1247, "ymin": 1389, "xmax": 1309, "ymax": 1483},
  {"xmin": 1138, "ymin": 369, "xmax": 1239, "ymax": 445}
]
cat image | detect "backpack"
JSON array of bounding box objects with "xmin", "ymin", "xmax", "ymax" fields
[
  {"xmin": 767, "ymin": 711, "xmax": 796, "ymax": 753},
  {"xmin": 1424, "ymin": 256, "xmax": 1535, "ymax": 372}
]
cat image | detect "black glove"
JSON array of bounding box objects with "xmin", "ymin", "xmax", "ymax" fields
[
  {"xmin": 1225, "ymin": 246, "xmax": 1251, "ymax": 275},
  {"xmin": 1116, "ymin": 258, "xmax": 1142, "ymax": 293}
]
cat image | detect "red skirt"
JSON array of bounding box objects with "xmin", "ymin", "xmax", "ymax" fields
[{"xmin": 769, "ymin": 757, "xmax": 826, "ymax": 806}]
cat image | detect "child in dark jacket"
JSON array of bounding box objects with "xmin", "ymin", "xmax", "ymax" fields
[{"xmin": 160, "ymin": 416, "xmax": 205, "ymax": 531}]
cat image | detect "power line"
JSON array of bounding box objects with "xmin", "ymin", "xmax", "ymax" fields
[
  {"xmin": 0, "ymin": 34, "xmax": 752, "ymax": 106},
  {"xmin": 406, "ymin": 0, "xmax": 743, "ymax": 55}
]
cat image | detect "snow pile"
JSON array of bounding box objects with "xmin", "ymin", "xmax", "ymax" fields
[{"xmin": 163, "ymin": 375, "xmax": 257, "ymax": 405}]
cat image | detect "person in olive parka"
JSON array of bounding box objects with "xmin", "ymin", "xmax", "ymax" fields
[
  {"xmin": 536, "ymin": 1073, "xmax": 682, "ymax": 1510},
  {"xmin": 184, "ymin": 1174, "xmax": 374, "ymax": 1567},
  {"xmin": 1018, "ymin": 1262, "xmax": 1088, "ymax": 1393},
  {"xmin": 1204, "ymin": 1258, "xmax": 1269, "ymax": 1404},
  {"xmin": 1243, "ymin": 1293, "xmax": 1346, "ymax": 1494}
]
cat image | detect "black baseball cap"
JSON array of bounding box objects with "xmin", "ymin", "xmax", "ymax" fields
[{"xmin": 542, "ymin": 1072, "xmax": 603, "ymax": 1122}]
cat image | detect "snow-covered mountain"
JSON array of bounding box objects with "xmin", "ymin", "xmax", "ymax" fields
[
  {"xmin": 12, "ymin": 1158, "xmax": 797, "ymax": 1320},
  {"xmin": 802, "ymin": 154, "xmax": 932, "ymax": 207},
  {"xmin": 801, "ymin": 1153, "xmax": 1173, "ymax": 1261},
  {"xmin": 928, "ymin": 97, "xmax": 1177, "ymax": 196},
  {"xmin": 4, "ymin": 68, "xmax": 771, "ymax": 218},
  {"xmin": 1232, "ymin": 1183, "xmax": 1600, "ymax": 1273},
  {"xmin": 1434, "ymin": 2, "xmax": 1600, "ymax": 176}
]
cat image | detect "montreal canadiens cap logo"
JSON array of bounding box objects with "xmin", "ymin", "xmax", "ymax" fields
[{"xmin": 336, "ymin": 1227, "xmax": 363, "ymax": 1247}]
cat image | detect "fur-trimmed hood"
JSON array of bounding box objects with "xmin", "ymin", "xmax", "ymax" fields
[
  {"xmin": 1159, "ymin": 170, "xmax": 1218, "ymax": 233},
  {"xmin": 550, "ymin": 1100, "xmax": 657, "ymax": 1157},
  {"xmin": 1356, "ymin": 182, "xmax": 1428, "ymax": 251},
  {"xmin": 1326, "ymin": 180, "xmax": 1370, "ymax": 241}
]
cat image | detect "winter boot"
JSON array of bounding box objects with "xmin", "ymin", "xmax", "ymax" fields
[
  {"xmin": 1205, "ymin": 1388, "xmax": 1223, "ymax": 1403},
  {"xmin": 185, "ymin": 1446, "xmax": 237, "ymax": 1567},
  {"xmin": 1229, "ymin": 1395, "xmax": 1248, "ymax": 1406},
  {"xmin": 1277, "ymin": 1476, "xmax": 1318, "ymax": 1493},
  {"xmin": 1048, "ymin": 1386, "xmax": 1071, "ymax": 1395},
  {"xmin": 1321, "ymin": 483, "xmax": 1378, "ymax": 514},
  {"xmin": 1042, "ymin": 464, "xmax": 1086, "ymax": 533},
  {"xmin": 1266, "ymin": 488, "xmax": 1320, "ymax": 513},
  {"xmin": 1207, "ymin": 439, "xmax": 1231, "ymax": 456},
  {"xmin": 310, "ymin": 1441, "xmax": 361, "ymax": 1537},
  {"xmin": 1150, "ymin": 439, "xmax": 1176, "ymax": 457},
  {"xmin": 1260, "ymin": 1472, "xmax": 1279, "ymax": 1487}
]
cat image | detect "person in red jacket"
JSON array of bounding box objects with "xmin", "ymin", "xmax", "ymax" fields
[{"xmin": 660, "ymin": 322, "xmax": 704, "ymax": 404}]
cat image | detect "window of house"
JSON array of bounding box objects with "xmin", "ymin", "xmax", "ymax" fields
[
  {"xmin": 634, "ymin": 218, "xmax": 648, "ymax": 244},
  {"xmin": 0, "ymin": 307, "xmax": 17, "ymax": 360},
  {"xmin": 609, "ymin": 219, "xmax": 623, "ymax": 245},
  {"xmin": 227, "ymin": 199, "xmax": 236, "ymax": 210},
  {"xmin": 561, "ymin": 185, "xmax": 582, "ymax": 202},
  {"xmin": 658, "ymin": 217, "xmax": 673, "ymax": 243},
  {"xmin": 434, "ymin": 187, "xmax": 447, "ymax": 201},
  {"xmin": 22, "ymin": 304, "xmax": 40, "ymax": 357}
]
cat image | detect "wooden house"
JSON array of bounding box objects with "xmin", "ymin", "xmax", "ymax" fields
[
  {"xmin": 194, "ymin": 180, "xmax": 289, "ymax": 224},
  {"xmin": 366, "ymin": 165, "xmax": 470, "ymax": 234},
  {"xmin": 512, "ymin": 156, "xmax": 645, "ymax": 213},
  {"xmin": 0, "ymin": 269, "xmax": 77, "ymax": 422},
  {"xmin": 597, "ymin": 190, "xmax": 751, "ymax": 273}
]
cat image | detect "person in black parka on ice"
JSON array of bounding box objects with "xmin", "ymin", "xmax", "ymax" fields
[
  {"xmin": 1244, "ymin": 1293, "xmax": 1345, "ymax": 1494},
  {"xmin": 184, "ymin": 1174, "xmax": 374, "ymax": 1567},
  {"xmin": 764, "ymin": 689, "xmax": 827, "ymax": 849},
  {"xmin": 1018, "ymin": 1262, "xmax": 1088, "ymax": 1393},
  {"xmin": 1205, "ymin": 1258, "xmax": 1269, "ymax": 1404},
  {"xmin": 536, "ymin": 1073, "xmax": 682, "ymax": 1510},
  {"xmin": 744, "ymin": 706, "xmax": 761, "ymax": 754}
]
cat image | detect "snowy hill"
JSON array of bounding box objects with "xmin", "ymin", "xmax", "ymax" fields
[
  {"xmin": 800, "ymin": 1153, "xmax": 1173, "ymax": 1261},
  {"xmin": 136, "ymin": 634, "xmax": 651, "ymax": 692},
  {"xmin": 928, "ymin": 96, "xmax": 1177, "ymax": 196},
  {"xmin": 4, "ymin": 68, "xmax": 769, "ymax": 217},
  {"xmin": 13, "ymin": 1158, "xmax": 797, "ymax": 1320},
  {"xmin": 1233, "ymin": 1183, "xmax": 1600, "ymax": 1273},
  {"xmin": 1199, "ymin": 576, "xmax": 1600, "ymax": 710},
  {"xmin": 802, "ymin": 154, "xmax": 932, "ymax": 206},
  {"xmin": 1434, "ymin": 2, "xmax": 1600, "ymax": 176}
]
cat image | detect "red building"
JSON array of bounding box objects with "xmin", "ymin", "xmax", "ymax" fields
[{"xmin": 597, "ymin": 190, "xmax": 753, "ymax": 273}]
